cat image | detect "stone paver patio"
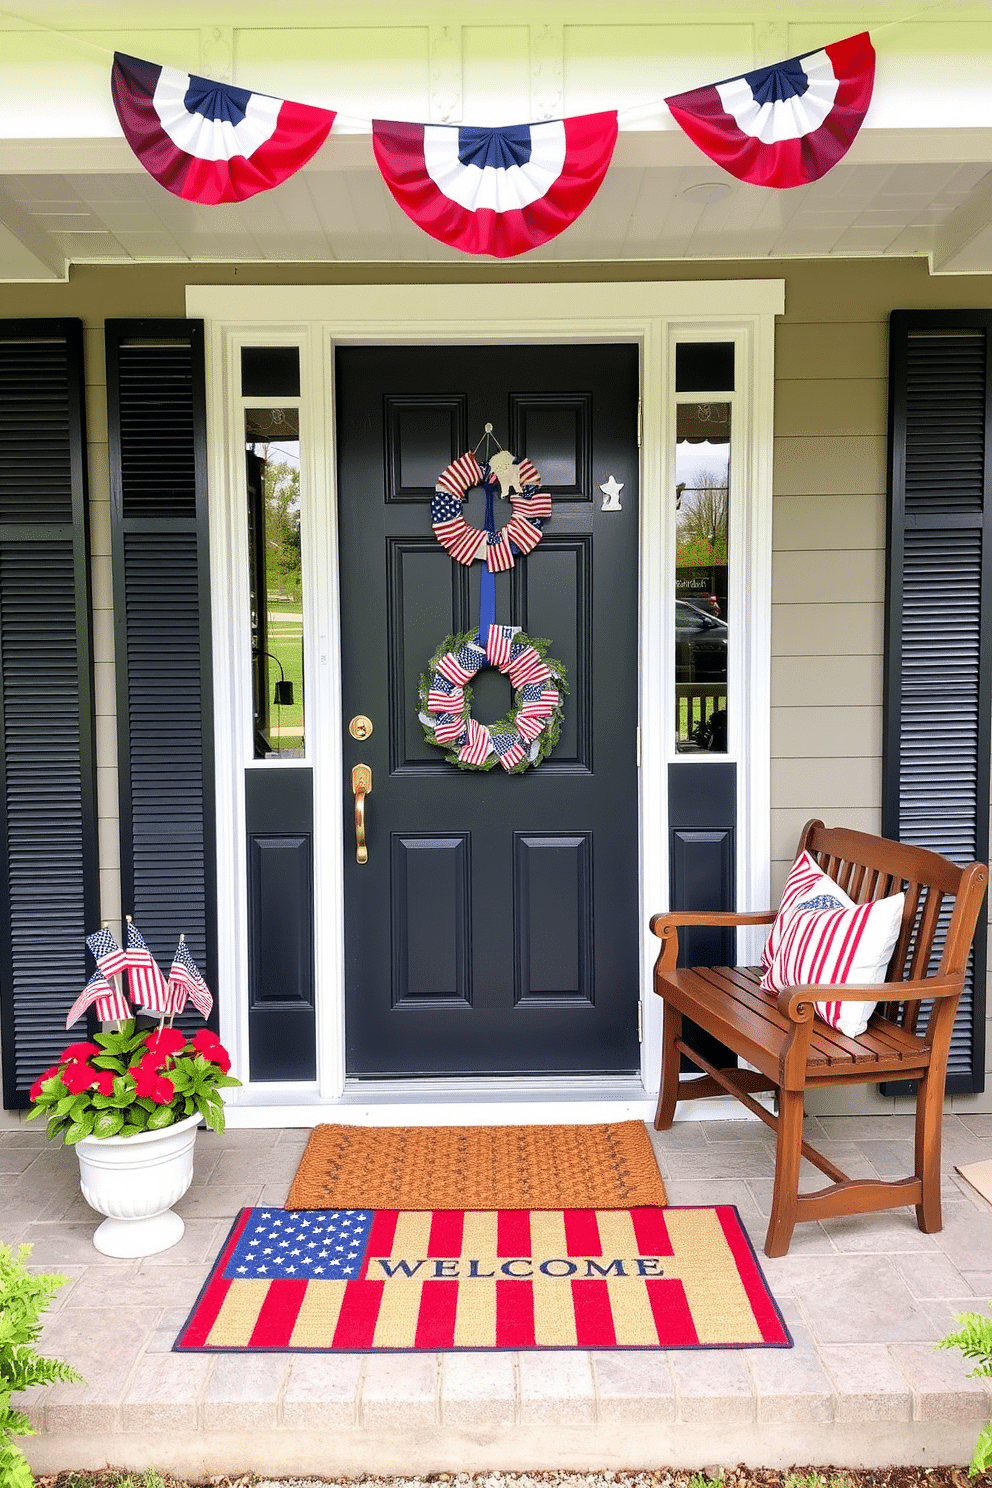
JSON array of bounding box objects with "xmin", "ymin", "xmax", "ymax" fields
[{"xmin": 5, "ymin": 1112, "xmax": 992, "ymax": 1478}]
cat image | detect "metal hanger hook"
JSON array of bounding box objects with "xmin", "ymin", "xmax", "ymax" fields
[{"xmin": 472, "ymin": 422, "xmax": 505, "ymax": 461}]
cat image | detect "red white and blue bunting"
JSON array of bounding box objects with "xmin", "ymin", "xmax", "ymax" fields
[
  {"xmin": 111, "ymin": 52, "xmax": 336, "ymax": 204},
  {"xmin": 108, "ymin": 29, "xmax": 876, "ymax": 248},
  {"xmin": 371, "ymin": 113, "xmax": 618, "ymax": 258},
  {"xmin": 664, "ymin": 33, "xmax": 875, "ymax": 189},
  {"xmin": 420, "ymin": 626, "xmax": 567, "ymax": 773}
]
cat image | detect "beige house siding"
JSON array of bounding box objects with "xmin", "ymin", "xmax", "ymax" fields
[{"xmin": 1, "ymin": 256, "xmax": 990, "ymax": 1113}]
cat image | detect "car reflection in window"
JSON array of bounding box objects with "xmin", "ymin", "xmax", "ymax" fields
[
  {"xmin": 676, "ymin": 600, "xmax": 727, "ymax": 682},
  {"xmin": 676, "ymin": 600, "xmax": 727, "ymax": 753}
]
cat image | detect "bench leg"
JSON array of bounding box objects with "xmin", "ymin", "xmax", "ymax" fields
[
  {"xmin": 914, "ymin": 1064, "xmax": 943, "ymax": 1234},
  {"xmin": 765, "ymin": 1087, "xmax": 804, "ymax": 1257},
  {"xmin": 654, "ymin": 1005, "xmax": 682, "ymax": 1131}
]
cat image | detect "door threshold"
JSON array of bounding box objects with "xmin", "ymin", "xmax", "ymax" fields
[
  {"xmin": 224, "ymin": 1074, "xmax": 657, "ymax": 1128},
  {"xmin": 343, "ymin": 1074, "xmax": 648, "ymax": 1100}
]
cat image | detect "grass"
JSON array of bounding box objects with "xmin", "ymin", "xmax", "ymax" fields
[
  {"xmin": 258, "ymin": 612, "xmax": 304, "ymax": 750},
  {"xmin": 52, "ymin": 1475, "xmax": 167, "ymax": 1488}
]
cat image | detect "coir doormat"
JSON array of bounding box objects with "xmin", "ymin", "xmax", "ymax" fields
[
  {"xmin": 174, "ymin": 1205, "xmax": 791, "ymax": 1352},
  {"xmin": 284, "ymin": 1121, "xmax": 667, "ymax": 1211}
]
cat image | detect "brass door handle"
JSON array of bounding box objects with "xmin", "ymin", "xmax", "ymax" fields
[{"xmin": 352, "ymin": 763, "xmax": 372, "ymax": 864}]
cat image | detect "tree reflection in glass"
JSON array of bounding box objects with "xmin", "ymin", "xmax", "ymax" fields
[
  {"xmin": 675, "ymin": 402, "xmax": 730, "ymax": 753},
  {"xmin": 245, "ymin": 408, "xmax": 304, "ymax": 758}
]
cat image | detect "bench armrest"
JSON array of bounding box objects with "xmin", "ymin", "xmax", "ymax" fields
[
  {"xmin": 649, "ymin": 910, "xmax": 775, "ymax": 936},
  {"xmin": 649, "ymin": 909, "xmax": 775, "ymax": 972},
  {"xmin": 776, "ymin": 973, "xmax": 963, "ymax": 1022}
]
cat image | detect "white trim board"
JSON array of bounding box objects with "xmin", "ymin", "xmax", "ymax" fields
[{"xmin": 188, "ymin": 278, "xmax": 783, "ymax": 1123}]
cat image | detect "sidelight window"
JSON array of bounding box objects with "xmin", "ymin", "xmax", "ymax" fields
[
  {"xmin": 674, "ymin": 343, "xmax": 733, "ymax": 753},
  {"xmin": 244, "ymin": 404, "xmax": 304, "ymax": 759}
]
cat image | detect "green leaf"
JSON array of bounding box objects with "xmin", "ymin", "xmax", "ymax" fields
[
  {"xmin": 91, "ymin": 1053, "xmax": 126, "ymax": 1071},
  {"xmin": 63, "ymin": 1116, "xmax": 95, "ymax": 1145},
  {"xmin": 971, "ymin": 1422, "xmax": 992, "ymax": 1475},
  {"xmin": 198, "ymin": 1096, "xmax": 225, "ymax": 1129},
  {"xmin": 0, "ymin": 1439, "xmax": 36, "ymax": 1488},
  {"xmin": 92, "ymin": 1109, "xmax": 124, "ymax": 1139},
  {"xmin": 146, "ymin": 1105, "xmax": 176, "ymax": 1130}
]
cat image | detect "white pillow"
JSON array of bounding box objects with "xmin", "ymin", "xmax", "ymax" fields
[{"xmin": 761, "ymin": 889, "xmax": 905, "ymax": 1038}]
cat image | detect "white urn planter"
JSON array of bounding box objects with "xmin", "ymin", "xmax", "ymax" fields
[{"xmin": 75, "ymin": 1111, "xmax": 200, "ymax": 1257}]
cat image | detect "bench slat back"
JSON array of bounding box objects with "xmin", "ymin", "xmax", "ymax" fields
[{"xmin": 797, "ymin": 819, "xmax": 985, "ymax": 1036}]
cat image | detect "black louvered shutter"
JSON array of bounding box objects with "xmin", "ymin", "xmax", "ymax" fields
[
  {"xmin": 0, "ymin": 321, "xmax": 99, "ymax": 1106},
  {"xmin": 106, "ymin": 322, "xmax": 216, "ymax": 1027},
  {"xmin": 885, "ymin": 311, "xmax": 992, "ymax": 1093}
]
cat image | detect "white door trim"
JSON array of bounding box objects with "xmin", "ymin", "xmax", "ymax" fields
[{"xmin": 189, "ymin": 279, "xmax": 783, "ymax": 1125}]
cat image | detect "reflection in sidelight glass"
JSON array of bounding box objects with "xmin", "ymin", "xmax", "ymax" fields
[
  {"xmin": 675, "ymin": 401, "xmax": 730, "ymax": 752},
  {"xmin": 245, "ymin": 408, "xmax": 304, "ymax": 758}
]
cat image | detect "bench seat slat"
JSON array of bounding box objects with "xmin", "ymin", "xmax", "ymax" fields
[{"xmin": 663, "ymin": 965, "xmax": 928, "ymax": 1078}]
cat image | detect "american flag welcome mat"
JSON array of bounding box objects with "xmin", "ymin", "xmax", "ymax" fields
[{"xmin": 175, "ymin": 1205, "xmax": 790, "ymax": 1351}]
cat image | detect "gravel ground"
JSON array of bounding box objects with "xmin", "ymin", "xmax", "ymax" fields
[{"xmin": 34, "ymin": 1467, "xmax": 992, "ymax": 1488}]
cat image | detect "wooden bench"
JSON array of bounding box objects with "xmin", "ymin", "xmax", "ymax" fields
[{"xmin": 650, "ymin": 820, "xmax": 988, "ymax": 1257}]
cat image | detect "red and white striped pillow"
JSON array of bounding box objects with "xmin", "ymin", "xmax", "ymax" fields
[
  {"xmin": 761, "ymin": 850, "xmax": 842, "ymax": 972},
  {"xmin": 760, "ymin": 888, "xmax": 905, "ymax": 1037}
]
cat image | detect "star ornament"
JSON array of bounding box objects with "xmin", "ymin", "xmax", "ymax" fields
[{"xmin": 600, "ymin": 475, "xmax": 624, "ymax": 511}]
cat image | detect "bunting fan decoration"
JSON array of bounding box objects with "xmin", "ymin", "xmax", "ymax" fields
[
  {"xmin": 664, "ymin": 32, "xmax": 875, "ymax": 189},
  {"xmin": 111, "ymin": 52, "xmax": 337, "ymax": 204},
  {"xmin": 371, "ymin": 112, "xmax": 618, "ymax": 257}
]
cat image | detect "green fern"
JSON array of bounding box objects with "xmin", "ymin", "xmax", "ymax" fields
[
  {"xmin": 937, "ymin": 1302, "xmax": 992, "ymax": 1473},
  {"xmin": 0, "ymin": 1241, "xmax": 84, "ymax": 1488}
]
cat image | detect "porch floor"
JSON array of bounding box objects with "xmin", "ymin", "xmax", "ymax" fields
[{"xmin": 7, "ymin": 1112, "xmax": 992, "ymax": 1479}]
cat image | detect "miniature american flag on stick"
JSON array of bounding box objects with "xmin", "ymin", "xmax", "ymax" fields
[
  {"xmin": 86, "ymin": 925, "xmax": 129, "ymax": 978},
  {"xmin": 124, "ymin": 918, "xmax": 172, "ymax": 1013},
  {"xmin": 168, "ymin": 935, "xmax": 213, "ymax": 1019},
  {"xmin": 65, "ymin": 968, "xmax": 131, "ymax": 1029}
]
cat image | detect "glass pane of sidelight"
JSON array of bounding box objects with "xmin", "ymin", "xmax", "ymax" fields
[
  {"xmin": 245, "ymin": 408, "xmax": 304, "ymax": 758},
  {"xmin": 675, "ymin": 401, "xmax": 730, "ymax": 753},
  {"xmin": 241, "ymin": 346, "xmax": 301, "ymax": 397},
  {"xmin": 675, "ymin": 341, "xmax": 735, "ymax": 393}
]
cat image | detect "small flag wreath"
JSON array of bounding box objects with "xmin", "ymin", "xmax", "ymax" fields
[
  {"xmin": 419, "ymin": 624, "xmax": 568, "ymax": 773},
  {"xmin": 431, "ymin": 449, "xmax": 549, "ymax": 571}
]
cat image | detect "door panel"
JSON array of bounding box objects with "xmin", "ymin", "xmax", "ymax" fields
[{"xmin": 337, "ymin": 344, "xmax": 639, "ymax": 1076}]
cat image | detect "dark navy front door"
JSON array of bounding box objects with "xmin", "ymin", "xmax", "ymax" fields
[{"xmin": 336, "ymin": 343, "xmax": 639, "ymax": 1076}]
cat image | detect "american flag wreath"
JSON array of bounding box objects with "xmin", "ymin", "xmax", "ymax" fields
[
  {"xmin": 419, "ymin": 625, "xmax": 568, "ymax": 773},
  {"xmin": 431, "ymin": 450, "xmax": 549, "ymax": 571}
]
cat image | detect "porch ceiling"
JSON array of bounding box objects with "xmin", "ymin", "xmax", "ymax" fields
[{"xmin": 3, "ymin": 0, "xmax": 992, "ymax": 280}]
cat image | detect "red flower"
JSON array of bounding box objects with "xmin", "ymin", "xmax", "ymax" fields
[
  {"xmin": 92, "ymin": 1070, "xmax": 115, "ymax": 1096},
  {"xmin": 143, "ymin": 1027, "xmax": 186, "ymax": 1063},
  {"xmin": 192, "ymin": 1029, "xmax": 231, "ymax": 1072},
  {"xmin": 132, "ymin": 1059, "xmax": 175, "ymax": 1103},
  {"xmin": 61, "ymin": 1042, "xmax": 99, "ymax": 1063},
  {"xmin": 132, "ymin": 1059, "xmax": 162, "ymax": 1099},
  {"xmin": 61, "ymin": 1061, "xmax": 97, "ymax": 1094},
  {"xmin": 150, "ymin": 1074, "xmax": 175, "ymax": 1105},
  {"xmin": 29, "ymin": 1065, "xmax": 60, "ymax": 1101}
]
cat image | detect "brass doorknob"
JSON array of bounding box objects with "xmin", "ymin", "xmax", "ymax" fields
[
  {"xmin": 349, "ymin": 715, "xmax": 373, "ymax": 740},
  {"xmin": 352, "ymin": 763, "xmax": 372, "ymax": 864}
]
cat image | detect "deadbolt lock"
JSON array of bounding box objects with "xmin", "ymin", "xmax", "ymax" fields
[{"xmin": 349, "ymin": 714, "xmax": 373, "ymax": 740}]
